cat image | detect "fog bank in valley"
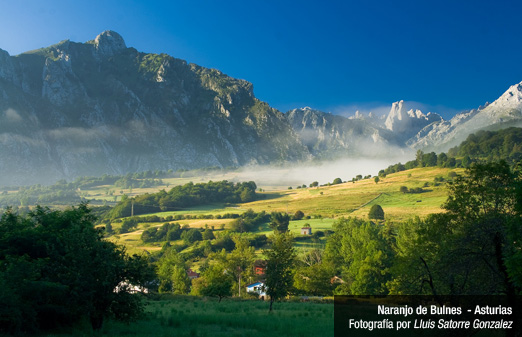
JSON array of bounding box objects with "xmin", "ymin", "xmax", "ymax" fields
[{"xmin": 232, "ymin": 154, "xmax": 413, "ymax": 189}]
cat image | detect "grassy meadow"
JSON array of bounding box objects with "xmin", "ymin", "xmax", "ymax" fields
[
  {"xmin": 44, "ymin": 295, "xmax": 333, "ymax": 337},
  {"xmin": 103, "ymin": 166, "xmax": 462, "ymax": 255}
]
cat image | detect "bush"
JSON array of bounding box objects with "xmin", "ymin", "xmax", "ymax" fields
[
  {"xmin": 293, "ymin": 210, "xmax": 305, "ymax": 220},
  {"xmin": 202, "ymin": 229, "xmax": 215, "ymax": 240},
  {"xmin": 368, "ymin": 204, "xmax": 385, "ymax": 220},
  {"xmin": 181, "ymin": 229, "xmax": 203, "ymax": 244}
]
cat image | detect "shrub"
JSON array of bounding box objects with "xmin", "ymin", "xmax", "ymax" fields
[
  {"xmin": 293, "ymin": 210, "xmax": 305, "ymax": 220},
  {"xmin": 368, "ymin": 204, "xmax": 385, "ymax": 220}
]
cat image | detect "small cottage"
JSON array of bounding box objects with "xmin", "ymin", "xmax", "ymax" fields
[{"xmin": 301, "ymin": 225, "xmax": 312, "ymax": 235}]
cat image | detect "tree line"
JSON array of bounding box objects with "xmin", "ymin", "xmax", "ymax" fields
[
  {"xmin": 379, "ymin": 127, "xmax": 522, "ymax": 178},
  {"xmin": 107, "ymin": 180, "xmax": 257, "ymax": 219}
]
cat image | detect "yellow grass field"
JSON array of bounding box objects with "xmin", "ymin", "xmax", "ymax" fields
[
  {"xmin": 105, "ymin": 166, "xmax": 463, "ymax": 253},
  {"xmin": 243, "ymin": 167, "xmax": 461, "ymax": 222}
]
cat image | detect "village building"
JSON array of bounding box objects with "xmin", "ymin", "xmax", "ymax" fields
[
  {"xmin": 301, "ymin": 225, "xmax": 312, "ymax": 235},
  {"xmin": 186, "ymin": 268, "xmax": 200, "ymax": 280},
  {"xmin": 246, "ymin": 281, "xmax": 267, "ymax": 300},
  {"xmin": 254, "ymin": 259, "xmax": 267, "ymax": 276}
]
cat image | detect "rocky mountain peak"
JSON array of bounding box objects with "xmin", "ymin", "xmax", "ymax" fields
[
  {"xmin": 487, "ymin": 81, "xmax": 522, "ymax": 111},
  {"xmin": 94, "ymin": 30, "xmax": 126, "ymax": 57},
  {"xmin": 384, "ymin": 100, "xmax": 442, "ymax": 140}
]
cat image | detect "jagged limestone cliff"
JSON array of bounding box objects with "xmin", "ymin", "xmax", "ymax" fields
[{"xmin": 0, "ymin": 31, "xmax": 309, "ymax": 185}]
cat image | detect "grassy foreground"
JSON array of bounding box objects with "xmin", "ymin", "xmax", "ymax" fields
[{"xmin": 44, "ymin": 295, "xmax": 333, "ymax": 337}]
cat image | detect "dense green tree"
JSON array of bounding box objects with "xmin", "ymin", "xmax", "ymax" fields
[
  {"xmin": 422, "ymin": 152, "xmax": 437, "ymax": 167},
  {"xmin": 108, "ymin": 180, "xmax": 257, "ymax": 219},
  {"xmin": 202, "ymin": 228, "xmax": 215, "ymax": 240},
  {"xmin": 269, "ymin": 212, "xmax": 290, "ymax": 233},
  {"xmin": 446, "ymin": 157, "xmax": 457, "ymax": 167},
  {"xmin": 157, "ymin": 249, "xmax": 186, "ymax": 293},
  {"xmin": 293, "ymin": 263, "xmax": 334, "ymax": 296},
  {"xmin": 293, "ymin": 250, "xmax": 334, "ymax": 296},
  {"xmin": 171, "ymin": 265, "xmax": 191, "ymax": 294},
  {"xmin": 399, "ymin": 186, "xmax": 408, "ymax": 194},
  {"xmin": 0, "ymin": 205, "xmax": 153, "ymax": 333},
  {"xmin": 437, "ymin": 152, "xmax": 448, "ymax": 167},
  {"xmin": 374, "ymin": 176, "xmax": 380, "ymax": 184},
  {"xmin": 416, "ymin": 150, "xmax": 424, "ymax": 166},
  {"xmin": 181, "ymin": 228, "xmax": 203, "ymax": 244},
  {"xmin": 199, "ymin": 264, "xmax": 234, "ymax": 302},
  {"xmin": 119, "ymin": 217, "xmax": 139, "ymax": 234},
  {"xmin": 212, "ymin": 236, "xmax": 255, "ymax": 297},
  {"xmin": 324, "ymin": 218, "xmax": 393, "ymax": 295},
  {"xmin": 390, "ymin": 161, "xmax": 522, "ymax": 296},
  {"xmin": 293, "ymin": 210, "xmax": 305, "ymax": 220},
  {"xmin": 368, "ymin": 204, "xmax": 385, "ymax": 220},
  {"xmin": 104, "ymin": 222, "xmax": 114, "ymax": 234},
  {"xmin": 461, "ymin": 155, "xmax": 472, "ymax": 168},
  {"xmin": 265, "ymin": 232, "xmax": 296, "ymax": 311},
  {"xmin": 240, "ymin": 188, "xmax": 256, "ymax": 202},
  {"xmin": 230, "ymin": 209, "xmax": 270, "ymax": 233},
  {"xmin": 167, "ymin": 223, "xmax": 182, "ymax": 240},
  {"xmin": 332, "ymin": 178, "xmax": 342, "ymax": 185}
]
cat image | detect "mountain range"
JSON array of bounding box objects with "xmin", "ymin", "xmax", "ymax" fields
[{"xmin": 1, "ymin": 31, "xmax": 521, "ymax": 185}]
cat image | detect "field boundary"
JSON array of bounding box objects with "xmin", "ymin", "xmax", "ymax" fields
[{"xmin": 351, "ymin": 193, "xmax": 383, "ymax": 212}]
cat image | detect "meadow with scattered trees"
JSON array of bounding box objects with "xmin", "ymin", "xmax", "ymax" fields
[{"xmin": 1, "ymin": 128, "xmax": 522, "ymax": 335}]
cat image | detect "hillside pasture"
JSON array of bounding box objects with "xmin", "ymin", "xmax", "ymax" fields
[
  {"xmin": 105, "ymin": 167, "xmax": 462, "ymax": 253},
  {"xmin": 241, "ymin": 167, "xmax": 460, "ymax": 222}
]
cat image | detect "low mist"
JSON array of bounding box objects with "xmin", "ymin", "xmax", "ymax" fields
[{"xmin": 232, "ymin": 155, "xmax": 413, "ymax": 189}]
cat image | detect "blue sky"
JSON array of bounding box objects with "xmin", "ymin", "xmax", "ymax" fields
[{"xmin": 1, "ymin": 0, "xmax": 521, "ymax": 119}]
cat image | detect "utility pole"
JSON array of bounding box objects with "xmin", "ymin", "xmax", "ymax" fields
[{"xmin": 237, "ymin": 266, "xmax": 242, "ymax": 297}]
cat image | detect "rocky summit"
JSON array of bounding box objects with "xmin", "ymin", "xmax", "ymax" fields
[
  {"xmin": 407, "ymin": 81, "xmax": 522, "ymax": 151},
  {"xmin": 285, "ymin": 107, "xmax": 404, "ymax": 159}
]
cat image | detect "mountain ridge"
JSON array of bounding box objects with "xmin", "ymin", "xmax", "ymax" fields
[
  {"xmin": 406, "ymin": 81, "xmax": 522, "ymax": 151},
  {"xmin": 1, "ymin": 31, "xmax": 522, "ymax": 186},
  {"xmin": 0, "ymin": 31, "xmax": 309, "ymax": 185}
]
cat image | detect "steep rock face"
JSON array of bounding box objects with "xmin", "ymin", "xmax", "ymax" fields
[
  {"xmin": 384, "ymin": 100, "xmax": 442, "ymax": 140},
  {"xmin": 286, "ymin": 107, "xmax": 403, "ymax": 159},
  {"xmin": 0, "ymin": 31, "xmax": 309, "ymax": 185},
  {"xmin": 0, "ymin": 48, "xmax": 16, "ymax": 83},
  {"xmin": 407, "ymin": 81, "xmax": 522, "ymax": 151},
  {"xmin": 94, "ymin": 30, "xmax": 126, "ymax": 57}
]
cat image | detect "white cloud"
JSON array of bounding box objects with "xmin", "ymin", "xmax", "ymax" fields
[{"xmin": 4, "ymin": 108, "xmax": 22, "ymax": 122}]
